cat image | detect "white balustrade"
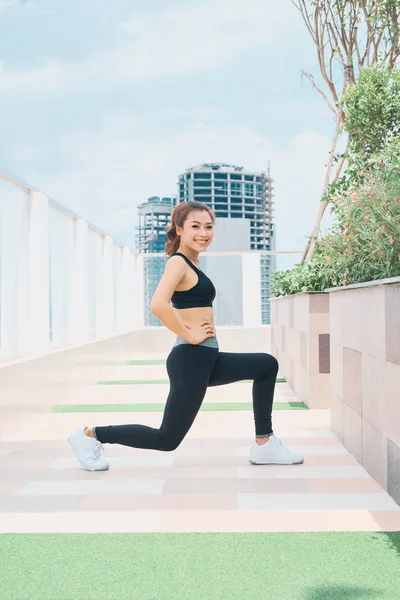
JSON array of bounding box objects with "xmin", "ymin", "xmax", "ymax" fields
[{"xmin": 0, "ymin": 170, "xmax": 301, "ymax": 363}]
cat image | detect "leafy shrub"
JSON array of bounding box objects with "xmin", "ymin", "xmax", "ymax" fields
[{"xmin": 271, "ymin": 158, "xmax": 400, "ymax": 297}]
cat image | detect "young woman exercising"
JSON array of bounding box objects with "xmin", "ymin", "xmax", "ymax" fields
[{"xmin": 68, "ymin": 200, "xmax": 304, "ymax": 471}]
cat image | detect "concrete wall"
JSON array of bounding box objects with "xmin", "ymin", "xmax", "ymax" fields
[
  {"xmin": 270, "ymin": 293, "xmax": 330, "ymax": 408},
  {"xmin": 202, "ymin": 218, "xmax": 250, "ymax": 326},
  {"xmin": 329, "ymin": 279, "xmax": 400, "ymax": 504}
]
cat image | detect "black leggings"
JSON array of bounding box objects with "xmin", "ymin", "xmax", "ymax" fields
[{"xmin": 94, "ymin": 345, "xmax": 278, "ymax": 451}]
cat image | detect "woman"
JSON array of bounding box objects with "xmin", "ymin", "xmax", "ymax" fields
[{"xmin": 68, "ymin": 200, "xmax": 303, "ymax": 471}]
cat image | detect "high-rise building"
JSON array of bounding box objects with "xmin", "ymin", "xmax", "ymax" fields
[
  {"xmin": 177, "ymin": 163, "xmax": 275, "ymax": 324},
  {"xmin": 135, "ymin": 196, "xmax": 175, "ymax": 326}
]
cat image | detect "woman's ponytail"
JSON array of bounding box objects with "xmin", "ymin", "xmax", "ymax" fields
[{"xmin": 165, "ymin": 221, "xmax": 180, "ymax": 256}]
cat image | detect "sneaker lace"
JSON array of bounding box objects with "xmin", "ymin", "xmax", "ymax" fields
[
  {"xmin": 93, "ymin": 440, "xmax": 104, "ymax": 460},
  {"xmin": 271, "ymin": 434, "xmax": 282, "ymax": 446}
]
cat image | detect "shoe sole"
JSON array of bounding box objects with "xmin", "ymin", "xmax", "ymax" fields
[
  {"xmin": 68, "ymin": 437, "xmax": 110, "ymax": 472},
  {"xmin": 248, "ymin": 458, "xmax": 304, "ymax": 465}
]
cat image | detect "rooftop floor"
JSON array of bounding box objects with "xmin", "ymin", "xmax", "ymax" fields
[{"xmin": 1, "ymin": 350, "xmax": 400, "ymax": 599}]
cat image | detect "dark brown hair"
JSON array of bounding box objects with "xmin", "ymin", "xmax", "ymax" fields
[{"xmin": 165, "ymin": 200, "xmax": 216, "ymax": 256}]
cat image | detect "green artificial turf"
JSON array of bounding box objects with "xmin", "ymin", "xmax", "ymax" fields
[
  {"xmin": 1, "ymin": 532, "xmax": 400, "ymax": 600},
  {"xmin": 99, "ymin": 378, "xmax": 287, "ymax": 385},
  {"xmin": 54, "ymin": 401, "xmax": 307, "ymax": 413}
]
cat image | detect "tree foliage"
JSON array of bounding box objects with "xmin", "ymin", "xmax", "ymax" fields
[{"xmin": 290, "ymin": 0, "xmax": 400, "ymax": 263}]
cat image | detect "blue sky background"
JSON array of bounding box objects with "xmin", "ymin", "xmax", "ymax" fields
[{"xmin": 0, "ymin": 0, "xmax": 340, "ymax": 269}]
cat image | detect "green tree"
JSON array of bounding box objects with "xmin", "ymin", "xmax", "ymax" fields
[{"xmin": 291, "ymin": 0, "xmax": 400, "ymax": 264}]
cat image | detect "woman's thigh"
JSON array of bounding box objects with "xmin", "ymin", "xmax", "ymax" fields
[
  {"xmin": 159, "ymin": 344, "xmax": 218, "ymax": 437},
  {"xmin": 208, "ymin": 351, "xmax": 278, "ymax": 387}
]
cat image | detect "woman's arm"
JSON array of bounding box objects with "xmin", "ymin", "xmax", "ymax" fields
[{"xmin": 150, "ymin": 256, "xmax": 193, "ymax": 343}]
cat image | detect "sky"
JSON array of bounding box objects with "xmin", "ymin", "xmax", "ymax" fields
[{"xmin": 0, "ymin": 0, "xmax": 340, "ymax": 269}]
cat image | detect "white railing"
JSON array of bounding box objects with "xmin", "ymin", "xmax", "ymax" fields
[{"xmin": 0, "ymin": 170, "xmax": 301, "ymax": 362}]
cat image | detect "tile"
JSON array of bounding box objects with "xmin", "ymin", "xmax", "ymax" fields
[
  {"xmin": 0, "ymin": 479, "xmax": 30, "ymax": 495},
  {"xmin": 362, "ymin": 355, "xmax": 387, "ymax": 431},
  {"xmin": 329, "ymin": 294, "xmax": 343, "ymax": 345},
  {"xmin": 306, "ymin": 478, "xmax": 383, "ymax": 493},
  {"xmin": 289, "ymin": 358, "xmax": 295, "ymax": 387},
  {"xmin": 330, "ymin": 394, "xmax": 344, "ymax": 443},
  {"xmin": 310, "ymin": 294, "xmax": 329, "ymax": 314},
  {"xmin": 330, "ymin": 342, "xmax": 343, "ymax": 399},
  {"xmin": 17, "ymin": 479, "xmax": 165, "ymax": 496},
  {"xmin": 308, "ymin": 375, "xmax": 331, "ymax": 409},
  {"xmin": 237, "ymin": 493, "xmax": 400, "ymax": 511},
  {"xmin": 370, "ymin": 511, "xmax": 400, "ymax": 531},
  {"xmin": 387, "ymin": 438, "xmax": 400, "ymax": 507},
  {"xmin": 235, "ymin": 444, "xmax": 350, "ymax": 457},
  {"xmin": 173, "ymin": 456, "xmax": 245, "ymax": 468},
  {"xmin": 343, "ymin": 403, "xmax": 363, "ymax": 463},
  {"xmin": 300, "ymin": 331, "xmax": 307, "ymax": 370},
  {"xmin": 293, "ymin": 295, "xmax": 309, "ymax": 332},
  {"xmin": 385, "ymin": 361, "xmax": 400, "ymax": 447},
  {"xmin": 78, "ymin": 494, "xmax": 238, "ymax": 511},
  {"xmin": 289, "ymin": 297, "xmax": 294, "ymax": 328},
  {"xmin": 0, "ymin": 511, "xmax": 154, "ymax": 533},
  {"xmin": 275, "ymin": 428, "xmax": 336, "ymax": 439},
  {"xmin": 106, "ymin": 467, "xmax": 239, "ymax": 481},
  {"xmin": 310, "ymin": 313, "xmax": 330, "ymax": 337},
  {"xmin": 362, "ymin": 420, "xmax": 387, "ymax": 489},
  {"xmin": 0, "ymin": 495, "xmax": 83, "ymax": 512},
  {"xmin": 0, "ymin": 450, "xmax": 12, "ymax": 460},
  {"xmin": 319, "ymin": 334, "xmax": 330, "ymax": 374},
  {"xmin": 237, "ymin": 466, "xmax": 369, "ymax": 479},
  {"xmin": 49, "ymin": 456, "xmax": 175, "ymax": 470},
  {"xmin": 301, "ymin": 455, "xmax": 359, "ymax": 466},
  {"xmin": 0, "ymin": 509, "xmax": 381, "ymax": 533},
  {"xmin": 0, "ymin": 468, "xmax": 107, "ymax": 481},
  {"xmin": 343, "ymin": 347, "xmax": 362, "ymax": 413},
  {"xmin": 0, "ymin": 452, "xmax": 57, "ymax": 469},
  {"xmin": 359, "ymin": 286, "xmax": 386, "ymax": 357},
  {"xmin": 340, "ymin": 289, "xmax": 363, "ymax": 352},
  {"xmin": 281, "ymin": 325, "xmax": 286, "ymax": 352},
  {"xmin": 385, "ymin": 283, "xmax": 400, "ymax": 366},
  {"xmin": 163, "ymin": 478, "xmax": 310, "ymax": 495}
]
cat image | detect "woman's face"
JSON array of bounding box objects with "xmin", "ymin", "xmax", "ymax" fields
[{"xmin": 177, "ymin": 210, "xmax": 214, "ymax": 253}]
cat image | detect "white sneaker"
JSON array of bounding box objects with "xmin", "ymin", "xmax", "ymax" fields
[
  {"xmin": 68, "ymin": 427, "xmax": 109, "ymax": 471},
  {"xmin": 249, "ymin": 435, "xmax": 304, "ymax": 465}
]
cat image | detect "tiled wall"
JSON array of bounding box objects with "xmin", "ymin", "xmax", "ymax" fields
[
  {"xmin": 329, "ymin": 281, "xmax": 400, "ymax": 504},
  {"xmin": 270, "ymin": 293, "xmax": 330, "ymax": 408}
]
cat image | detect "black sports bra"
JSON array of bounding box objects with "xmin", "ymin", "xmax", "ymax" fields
[{"xmin": 169, "ymin": 252, "xmax": 216, "ymax": 309}]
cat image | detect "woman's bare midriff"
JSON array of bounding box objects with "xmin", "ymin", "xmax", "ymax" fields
[
  {"xmin": 173, "ymin": 306, "xmax": 215, "ymax": 333},
  {"xmin": 172, "ymin": 263, "xmax": 215, "ymax": 334}
]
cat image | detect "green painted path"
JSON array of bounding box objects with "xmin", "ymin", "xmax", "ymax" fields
[
  {"xmin": 54, "ymin": 401, "xmax": 308, "ymax": 413},
  {"xmin": 99, "ymin": 378, "xmax": 287, "ymax": 385}
]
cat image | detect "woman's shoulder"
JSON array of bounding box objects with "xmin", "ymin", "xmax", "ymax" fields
[
  {"xmin": 165, "ymin": 254, "xmax": 189, "ymax": 274},
  {"xmin": 167, "ymin": 253, "xmax": 192, "ymax": 267}
]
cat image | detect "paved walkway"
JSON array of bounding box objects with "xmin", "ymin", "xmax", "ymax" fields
[{"xmin": 1, "ymin": 352, "xmax": 400, "ymax": 533}]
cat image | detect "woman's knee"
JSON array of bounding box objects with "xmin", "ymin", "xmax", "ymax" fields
[
  {"xmin": 262, "ymin": 353, "xmax": 279, "ymax": 375},
  {"xmin": 157, "ymin": 432, "xmax": 182, "ymax": 452}
]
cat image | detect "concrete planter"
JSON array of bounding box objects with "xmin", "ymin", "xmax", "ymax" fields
[
  {"xmin": 270, "ymin": 292, "xmax": 330, "ymax": 409},
  {"xmin": 328, "ymin": 276, "xmax": 400, "ymax": 504}
]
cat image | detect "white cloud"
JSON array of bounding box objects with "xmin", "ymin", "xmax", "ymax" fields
[
  {"xmin": 0, "ymin": 0, "xmax": 300, "ymax": 93},
  {"xmin": 37, "ymin": 111, "xmax": 332, "ymax": 268}
]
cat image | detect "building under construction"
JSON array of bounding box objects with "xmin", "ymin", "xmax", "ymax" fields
[
  {"xmin": 135, "ymin": 196, "xmax": 175, "ymax": 326},
  {"xmin": 177, "ymin": 163, "xmax": 275, "ymax": 323}
]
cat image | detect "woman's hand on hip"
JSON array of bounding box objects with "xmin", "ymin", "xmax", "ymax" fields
[{"xmin": 187, "ymin": 321, "xmax": 215, "ymax": 345}]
